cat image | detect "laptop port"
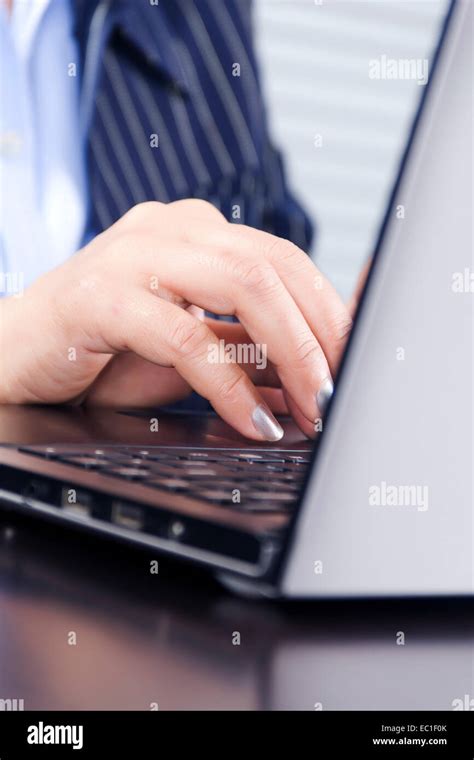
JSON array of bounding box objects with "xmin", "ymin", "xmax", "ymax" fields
[
  {"xmin": 61, "ymin": 487, "xmax": 92, "ymax": 518},
  {"xmin": 168, "ymin": 520, "xmax": 186, "ymax": 541},
  {"xmin": 111, "ymin": 502, "xmax": 144, "ymax": 532},
  {"xmin": 23, "ymin": 479, "xmax": 52, "ymax": 502}
]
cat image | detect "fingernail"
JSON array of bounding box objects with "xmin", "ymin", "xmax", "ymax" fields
[
  {"xmin": 252, "ymin": 404, "xmax": 284, "ymax": 441},
  {"xmin": 316, "ymin": 377, "xmax": 334, "ymax": 417}
]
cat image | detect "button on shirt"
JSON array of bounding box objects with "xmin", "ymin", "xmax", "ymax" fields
[{"xmin": 0, "ymin": 0, "xmax": 87, "ymax": 293}]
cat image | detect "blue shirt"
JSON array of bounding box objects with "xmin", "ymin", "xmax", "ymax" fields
[{"xmin": 0, "ymin": 0, "xmax": 87, "ymax": 293}]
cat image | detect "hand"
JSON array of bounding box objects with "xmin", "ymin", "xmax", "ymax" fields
[{"xmin": 0, "ymin": 200, "xmax": 353, "ymax": 440}]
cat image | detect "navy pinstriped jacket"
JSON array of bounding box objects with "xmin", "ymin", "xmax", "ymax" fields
[{"xmin": 73, "ymin": 0, "xmax": 314, "ymax": 252}]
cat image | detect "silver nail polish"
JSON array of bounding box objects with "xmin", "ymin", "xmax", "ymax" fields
[
  {"xmin": 252, "ymin": 404, "xmax": 284, "ymax": 442},
  {"xmin": 316, "ymin": 377, "xmax": 334, "ymax": 417}
]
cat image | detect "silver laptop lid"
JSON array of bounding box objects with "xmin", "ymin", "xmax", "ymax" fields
[{"xmin": 280, "ymin": 0, "xmax": 473, "ymax": 597}]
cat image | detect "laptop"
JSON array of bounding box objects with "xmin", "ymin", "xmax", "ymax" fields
[{"xmin": 0, "ymin": 0, "xmax": 471, "ymax": 599}]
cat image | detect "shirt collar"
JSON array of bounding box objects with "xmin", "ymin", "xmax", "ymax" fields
[{"xmin": 10, "ymin": 0, "xmax": 51, "ymax": 61}]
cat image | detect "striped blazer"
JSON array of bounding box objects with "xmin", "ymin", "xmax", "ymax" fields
[{"xmin": 73, "ymin": 0, "xmax": 314, "ymax": 252}]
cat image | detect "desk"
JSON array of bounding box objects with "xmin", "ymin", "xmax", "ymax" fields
[{"xmin": 0, "ymin": 510, "xmax": 472, "ymax": 710}]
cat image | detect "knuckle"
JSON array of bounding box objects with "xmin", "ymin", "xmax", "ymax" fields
[
  {"xmin": 293, "ymin": 334, "xmax": 325, "ymax": 367},
  {"xmin": 332, "ymin": 313, "xmax": 354, "ymax": 342},
  {"xmin": 169, "ymin": 318, "xmax": 209, "ymax": 359},
  {"xmin": 122, "ymin": 201, "xmax": 164, "ymax": 226},
  {"xmin": 266, "ymin": 237, "xmax": 305, "ymax": 267},
  {"xmin": 216, "ymin": 370, "xmax": 248, "ymax": 403},
  {"xmin": 183, "ymin": 198, "xmax": 225, "ymax": 221},
  {"xmin": 231, "ymin": 257, "xmax": 280, "ymax": 297}
]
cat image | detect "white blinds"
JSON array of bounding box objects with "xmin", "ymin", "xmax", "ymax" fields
[{"xmin": 255, "ymin": 0, "xmax": 449, "ymax": 298}]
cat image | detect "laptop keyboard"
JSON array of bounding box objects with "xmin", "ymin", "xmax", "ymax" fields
[{"xmin": 17, "ymin": 446, "xmax": 311, "ymax": 514}]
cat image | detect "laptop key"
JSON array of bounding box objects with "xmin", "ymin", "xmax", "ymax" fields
[
  {"xmin": 241, "ymin": 482, "xmax": 300, "ymax": 493},
  {"xmin": 19, "ymin": 446, "xmax": 59, "ymax": 459},
  {"xmin": 102, "ymin": 467, "xmax": 150, "ymax": 480},
  {"xmin": 57, "ymin": 456, "xmax": 109, "ymax": 469},
  {"xmin": 179, "ymin": 469, "xmax": 218, "ymax": 477},
  {"xmin": 197, "ymin": 490, "xmax": 237, "ymax": 504},
  {"xmin": 147, "ymin": 464, "xmax": 186, "ymax": 477},
  {"xmin": 226, "ymin": 453, "xmax": 285, "ymax": 462},
  {"xmin": 148, "ymin": 478, "xmax": 190, "ymax": 491},
  {"xmin": 181, "ymin": 460, "xmax": 212, "ymax": 467},
  {"xmin": 121, "ymin": 449, "xmax": 184, "ymax": 462},
  {"xmin": 244, "ymin": 491, "xmax": 296, "ymax": 502}
]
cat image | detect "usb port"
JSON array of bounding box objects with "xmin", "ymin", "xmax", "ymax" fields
[{"xmin": 111, "ymin": 502, "xmax": 144, "ymax": 532}]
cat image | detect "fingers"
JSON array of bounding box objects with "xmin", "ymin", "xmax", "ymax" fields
[
  {"xmin": 189, "ymin": 221, "xmax": 353, "ymax": 375},
  {"xmin": 204, "ymin": 319, "xmax": 317, "ymax": 439},
  {"xmin": 89, "ymin": 200, "xmax": 351, "ymax": 429},
  {"xmin": 283, "ymin": 388, "xmax": 319, "ymax": 440},
  {"xmin": 135, "ymin": 241, "xmax": 332, "ymax": 425},
  {"xmin": 97, "ymin": 291, "xmax": 284, "ymax": 442},
  {"xmin": 203, "ymin": 318, "xmax": 280, "ymax": 387},
  {"xmin": 86, "ymin": 319, "xmax": 294, "ymax": 437}
]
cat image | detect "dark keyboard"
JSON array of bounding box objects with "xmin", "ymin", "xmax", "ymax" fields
[{"xmin": 17, "ymin": 446, "xmax": 311, "ymax": 514}]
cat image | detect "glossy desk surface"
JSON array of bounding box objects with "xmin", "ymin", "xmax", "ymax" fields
[{"xmin": 0, "ymin": 510, "xmax": 472, "ymax": 711}]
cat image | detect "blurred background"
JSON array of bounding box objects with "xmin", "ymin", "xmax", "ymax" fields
[{"xmin": 255, "ymin": 0, "xmax": 449, "ymax": 299}]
